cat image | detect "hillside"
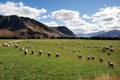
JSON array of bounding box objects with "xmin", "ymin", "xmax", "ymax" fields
[
  {"xmin": 76, "ymin": 31, "xmax": 105, "ymax": 37},
  {"xmin": 50, "ymin": 26, "xmax": 75, "ymax": 37},
  {"xmin": 0, "ymin": 15, "xmax": 75, "ymax": 38},
  {"xmin": 76, "ymin": 30, "xmax": 120, "ymax": 38},
  {"xmin": 97, "ymin": 30, "xmax": 120, "ymax": 38}
]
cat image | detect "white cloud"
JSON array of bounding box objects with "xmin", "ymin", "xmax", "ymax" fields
[
  {"xmin": 0, "ymin": 1, "xmax": 47, "ymax": 19},
  {"xmin": 51, "ymin": 9, "xmax": 80, "ymax": 23},
  {"xmin": 50, "ymin": 7, "xmax": 120, "ymax": 34},
  {"xmin": 92, "ymin": 6, "xmax": 120, "ymax": 31},
  {"xmin": 41, "ymin": 15, "xmax": 47, "ymax": 19},
  {"xmin": 44, "ymin": 21, "xmax": 59, "ymax": 27},
  {"xmin": 82, "ymin": 14, "xmax": 92, "ymax": 19},
  {"xmin": 50, "ymin": 9, "xmax": 100, "ymax": 34}
]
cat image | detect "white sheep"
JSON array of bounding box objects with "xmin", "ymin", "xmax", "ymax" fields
[
  {"xmin": 91, "ymin": 56, "xmax": 95, "ymax": 60},
  {"xmin": 87, "ymin": 56, "xmax": 91, "ymax": 60},
  {"xmin": 15, "ymin": 44, "xmax": 19, "ymax": 48},
  {"xmin": 31, "ymin": 49, "xmax": 35, "ymax": 55},
  {"xmin": 108, "ymin": 60, "xmax": 116, "ymax": 68},
  {"xmin": 56, "ymin": 53, "xmax": 60, "ymax": 57},
  {"xmin": 73, "ymin": 48, "xmax": 76, "ymax": 52},
  {"xmin": 24, "ymin": 49, "xmax": 28, "ymax": 55},
  {"xmin": 78, "ymin": 54, "xmax": 82, "ymax": 59},
  {"xmin": 99, "ymin": 57, "xmax": 104, "ymax": 63},
  {"xmin": 38, "ymin": 50, "xmax": 43, "ymax": 55},
  {"xmin": 107, "ymin": 52, "xmax": 111, "ymax": 56},
  {"xmin": 20, "ymin": 48, "xmax": 24, "ymax": 51},
  {"xmin": 47, "ymin": 52, "xmax": 51, "ymax": 57}
]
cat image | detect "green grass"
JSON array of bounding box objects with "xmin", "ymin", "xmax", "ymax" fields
[{"xmin": 0, "ymin": 39, "xmax": 120, "ymax": 80}]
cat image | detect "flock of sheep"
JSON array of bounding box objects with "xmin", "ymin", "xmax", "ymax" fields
[{"xmin": 1, "ymin": 40, "xmax": 116, "ymax": 68}]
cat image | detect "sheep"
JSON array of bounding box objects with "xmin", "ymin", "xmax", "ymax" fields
[
  {"xmin": 60, "ymin": 45, "xmax": 63, "ymax": 49},
  {"xmin": 8, "ymin": 42, "xmax": 13, "ymax": 46},
  {"xmin": 91, "ymin": 56, "xmax": 95, "ymax": 60},
  {"xmin": 47, "ymin": 52, "xmax": 51, "ymax": 57},
  {"xmin": 110, "ymin": 48, "xmax": 114, "ymax": 52},
  {"xmin": 108, "ymin": 60, "xmax": 116, "ymax": 68},
  {"xmin": 102, "ymin": 49, "xmax": 106, "ymax": 52},
  {"xmin": 78, "ymin": 54, "xmax": 82, "ymax": 59},
  {"xmin": 2, "ymin": 43, "xmax": 10, "ymax": 47},
  {"xmin": 56, "ymin": 53, "xmax": 60, "ymax": 58},
  {"xmin": 24, "ymin": 49, "xmax": 28, "ymax": 55},
  {"xmin": 31, "ymin": 50, "xmax": 35, "ymax": 55},
  {"xmin": 15, "ymin": 44, "xmax": 19, "ymax": 48},
  {"xmin": 87, "ymin": 56, "xmax": 91, "ymax": 60},
  {"xmin": 99, "ymin": 57, "xmax": 104, "ymax": 63},
  {"xmin": 103, "ymin": 46, "xmax": 110, "ymax": 50},
  {"xmin": 107, "ymin": 52, "xmax": 111, "ymax": 56},
  {"xmin": 20, "ymin": 48, "xmax": 24, "ymax": 51},
  {"xmin": 73, "ymin": 49, "xmax": 76, "ymax": 52},
  {"xmin": 38, "ymin": 50, "xmax": 43, "ymax": 56},
  {"xmin": 102, "ymin": 46, "xmax": 110, "ymax": 52}
]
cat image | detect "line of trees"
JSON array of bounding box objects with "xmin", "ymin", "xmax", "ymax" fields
[{"xmin": 0, "ymin": 36, "xmax": 120, "ymax": 40}]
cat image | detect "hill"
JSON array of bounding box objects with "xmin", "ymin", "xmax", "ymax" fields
[
  {"xmin": 76, "ymin": 31, "xmax": 105, "ymax": 38},
  {"xmin": 50, "ymin": 26, "xmax": 75, "ymax": 37},
  {"xmin": 97, "ymin": 30, "xmax": 120, "ymax": 38},
  {"xmin": 0, "ymin": 15, "xmax": 75, "ymax": 38},
  {"xmin": 76, "ymin": 30, "xmax": 120, "ymax": 38}
]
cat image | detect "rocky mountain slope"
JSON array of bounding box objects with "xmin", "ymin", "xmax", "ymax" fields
[{"xmin": 0, "ymin": 15, "xmax": 75, "ymax": 38}]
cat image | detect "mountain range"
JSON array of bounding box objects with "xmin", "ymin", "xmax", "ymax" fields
[
  {"xmin": 76, "ymin": 30, "xmax": 120, "ymax": 38},
  {"xmin": 0, "ymin": 15, "xmax": 120, "ymax": 38},
  {"xmin": 0, "ymin": 15, "xmax": 75, "ymax": 38}
]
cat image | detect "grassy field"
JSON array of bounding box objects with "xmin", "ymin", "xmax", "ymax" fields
[{"xmin": 0, "ymin": 39, "xmax": 120, "ymax": 80}]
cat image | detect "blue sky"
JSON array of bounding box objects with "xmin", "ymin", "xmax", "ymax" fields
[{"xmin": 0, "ymin": 0, "xmax": 120, "ymax": 34}]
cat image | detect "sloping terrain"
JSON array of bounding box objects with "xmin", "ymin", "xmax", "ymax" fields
[{"xmin": 0, "ymin": 15, "xmax": 75, "ymax": 38}]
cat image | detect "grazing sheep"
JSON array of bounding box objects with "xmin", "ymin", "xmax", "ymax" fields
[
  {"xmin": 73, "ymin": 49, "xmax": 76, "ymax": 52},
  {"xmin": 38, "ymin": 50, "xmax": 43, "ymax": 55},
  {"xmin": 7, "ymin": 44, "xmax": 10, "ymax": 47},
  {"xmin": 60, "ymin": 45, "xmax": 63, "ymax": 49},
  {"xmin": 103, "ymin": 46, "xmax": 110, "ymax": 50},
  {"xmin": 2, "ymin": 43, "xmax": 10, "ymax": 47},
  {"xmin": 110, "ymin": 48, "xmax": 114, "ymax": 52},
  {"xmin": 78, "ymin": 54, "xmax": 82, "ymax": 59},
  {"xmin": 87, "ymin": 56, "xmax": 91, "ymax": 60},
  {"xmin": 47, "ymin": 52, "xmax": 51, "ymax": 57},
  {"xmin": 24, "ymin": 49, "xmax": 28, "ymax": 55},
  {"xmin": 108, "ymin": 60, "xmax": 116, "ymax": 68},
  {"xmin": 99, "ymin": 57, "xmax": 104, "ymax": 63},
  {"xmin": 107, "ymin": 52, "xmax": 111, "ymax": 56},
  {"xmin": 31, "ymin": 50, "xmax": 35, "ymax": 55},
  {"xmin": 91, "ymin": 56, "xmax": 95, "ymax": 60},
  {"xmin": 8, "ymin": 42, "xmax": 13, "ymax": 46},
  {"xmin": 20, "ymin": 48, "xmax": 24, "ymax": 51},
  {"xmin": 102, "ymin": 47, "xmax": 110, "ymax": 52},
  {"xmin": 56, "ymin": 53, "xmax": 60, "ymax": 57},
  {"xmin": 15, "ymin": 44, "xmax": 19, "ymax": 48},
  {"xmin": 102, "ymin": 49, "xmax": 106, "ymax": 52}
]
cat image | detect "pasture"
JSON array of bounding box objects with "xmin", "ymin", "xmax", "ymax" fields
[{"xmin": 0, "ymin": 39, "xmax": 120, "ymax": 80}]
